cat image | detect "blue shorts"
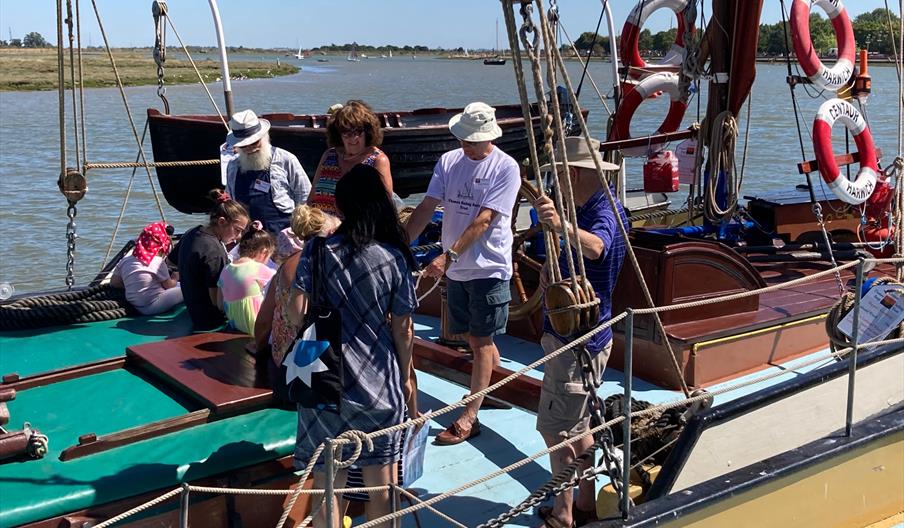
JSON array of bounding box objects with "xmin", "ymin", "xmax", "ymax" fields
[{"xmin": 446, "ymin": 278, "xmax": 511, "ymax": 337}]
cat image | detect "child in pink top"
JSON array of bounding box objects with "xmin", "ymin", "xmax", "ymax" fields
[
  {"xmin": 217, "ymin": 222, "xmax": 276, "ymax": 334},
  {"xmin": 111, "ymin": 222, "xmax": 183, "ymax": 315}
]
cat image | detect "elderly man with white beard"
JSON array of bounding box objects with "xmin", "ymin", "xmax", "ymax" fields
[{"xmin": 225, "ymin": 110, "xmax": 312, "ymax": 233}]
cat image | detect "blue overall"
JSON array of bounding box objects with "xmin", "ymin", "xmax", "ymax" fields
[{"xmin": 233, "ymin": 167, "xmax": 291, "ymax": 233}]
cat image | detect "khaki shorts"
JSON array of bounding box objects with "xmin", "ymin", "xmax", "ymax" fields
[{"xmin": 536, "ymin": 333, "xmax": 611, "ymax": 439}]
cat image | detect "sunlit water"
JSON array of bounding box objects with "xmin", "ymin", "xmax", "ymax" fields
[{"xmin": 0, "ymin": 56, "xmax": 901, "ymax": 294}]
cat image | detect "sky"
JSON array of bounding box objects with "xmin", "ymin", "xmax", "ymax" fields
[{"xmin": 0, "ymin": 1, "xmax": 896, "ymax": 50}]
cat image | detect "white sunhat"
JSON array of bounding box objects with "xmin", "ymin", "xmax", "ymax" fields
[
  {"xmin": 448, "ymin": 102, "xmax": 503, "ymax": 142},
  {"xmin": 226, "ymin": 109, "xmax": 271, "ymax": 148},
  {"xmin": 539, "ymin": 136, "xmax": 620, "ymax": 172}
]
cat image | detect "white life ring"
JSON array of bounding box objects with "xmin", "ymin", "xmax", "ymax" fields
[
  {"xmin": 611, "ymin": 73, "xmax": 687, "ymax": 157},
  {"xmin": 620, "ymin": 0, "xmax": 692, "ymax": 74},
  {"xmin": 813, "ymin": 98, "xmax": 879, "ymax": 205},
  {"xmin": 790, "ymin": 0, "xmax": 856, "ymax": 91}
]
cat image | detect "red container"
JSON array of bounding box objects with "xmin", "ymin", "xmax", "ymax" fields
[{"xmin": 643, "ymin": 150, "xmax": 680, "ymax": 192}]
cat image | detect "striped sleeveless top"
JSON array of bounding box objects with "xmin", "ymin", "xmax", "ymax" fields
[{"xmin": 309, "ymin": 147, "xmax": 382, "ymax": 216}]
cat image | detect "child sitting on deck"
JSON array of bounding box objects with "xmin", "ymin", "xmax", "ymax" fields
[
  {"xmin": 217, "ymin": 221, "xmax": 276, "ymax": 334},
  {"xmin": 110, "ymin": 222, "xmax": 184, "ymax": 315}
]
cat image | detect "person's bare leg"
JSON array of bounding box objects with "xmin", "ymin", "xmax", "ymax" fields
[
  {"xmin": 361, "ymin": 462, "xmax": 395, "ymax": 527},
  {"xmin": 574, "ymin": 434, "xmax": 596, "ymax": 516},
  {"xmin": 457, "ymin": 334, "xmax": 499, "ymax": 427},
  {"xmin": 312, "ymin": 469, "xmax": 348, "ymax": 528},
  {"xmin": 537, "ymin": 432, "xmax": 576, "ymax": 527}
]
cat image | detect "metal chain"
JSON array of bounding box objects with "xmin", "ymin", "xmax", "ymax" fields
[
  {"xmin": 152, "ymin": 1, "xmax": 170, "ymax": 114},
  {"xmin": 579, "ymin": 347, "xmax": 627, "ymax": 503},
  {"xmin": 65, "ymin": 203, "xmax": 78, "ymax": 290},
  {"xmin": 480, "ymin": 341, "xmax": 627, "ymax": 528},
  {"xmin": 479, "ymin": 435, "xmax": 607, "ymax": 528},
  {"xmin": 812, "ymin": 202, "xmax": 846, "ymax": 296}
]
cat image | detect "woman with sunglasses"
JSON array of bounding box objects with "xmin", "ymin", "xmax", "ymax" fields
[{"xmin": 308, "ymin": 100, "xmax": 392, "ymax": 217}]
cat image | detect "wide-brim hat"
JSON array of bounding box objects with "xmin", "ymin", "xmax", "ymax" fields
[
  {"xmin": 449, "ymin": 102, "xmax": 503, "ymax": 142},
  {"xmin": 539, "ymin": 136, "xmax": 620, "ymax": 172},
  {"xmin": 227, "ymin": 109, "xmax": 271, "ymax": 148}
]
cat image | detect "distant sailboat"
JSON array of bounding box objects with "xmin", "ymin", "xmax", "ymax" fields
[
  {"xmin": 294, "ymin": 39, "xmax": 304, "ymax": 60},
  {"xmin": 347, "ymin": 42, "xmax": 361, "ymax": 62},
  {"xmin": 484, "ymin": 19, "xmax": 506, "ymax": 65},
  {"xmin": 389, "ymin": 49, "xmax": 393, "ymax": 58}
]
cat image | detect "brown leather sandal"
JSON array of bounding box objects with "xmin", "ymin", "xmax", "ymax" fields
[{"xmin": 434, "ymin": 419, "xmax": 481, "ymax": 445}]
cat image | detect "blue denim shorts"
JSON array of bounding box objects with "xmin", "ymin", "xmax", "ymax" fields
[{"xmin": 446, "ymin": 278, "xmax": 511, "ymax": 337}]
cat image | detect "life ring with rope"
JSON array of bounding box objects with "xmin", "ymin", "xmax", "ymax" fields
[
  {"xmin": 611, "ymin": 72, "xmax": 687, "ymax": 157},
  {"xmin": 812, "ymin": 98, "xmax": 879, "ymax": 205},
  {"xmin": 620, "ymin": 0, "xmax": 692, "ymax": 76},
  {"xmin": 790, "ymin": 0, "xmax": 856, "ymax": 91}
]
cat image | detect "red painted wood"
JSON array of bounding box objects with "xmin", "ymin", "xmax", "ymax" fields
[{"xmin": 127, "ymin": 333, "xmax": 272, "ymax": 413}]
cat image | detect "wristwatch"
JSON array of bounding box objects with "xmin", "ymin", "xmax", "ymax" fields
[{"xmin": 445, "ymin": 249, "xmax": 460, "ymax": 263}]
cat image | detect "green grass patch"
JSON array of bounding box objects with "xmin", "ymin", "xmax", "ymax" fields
[{"xmin": 0, "ymin": 48, "xmax": 299, "ymax": 91}]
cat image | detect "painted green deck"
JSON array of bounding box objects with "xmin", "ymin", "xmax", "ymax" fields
[{"xmin": 0, "ymin": 306, "xmax": 193, "ymax": 378}]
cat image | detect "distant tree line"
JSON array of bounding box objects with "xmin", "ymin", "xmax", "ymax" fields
[
  {"xmin": 0, "ymin": 32, "xmax": 50, "ymax": 48},
  {"xmin": 570, "ymin": 8, "xmax": 901, "ymax": 57}
]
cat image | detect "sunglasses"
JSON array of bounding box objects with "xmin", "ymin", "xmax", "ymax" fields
[{"xmin": 341, "ymin": 128, "xmax": 365, "ymax": 138}]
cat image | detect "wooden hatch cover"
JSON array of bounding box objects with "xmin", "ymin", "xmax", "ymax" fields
[{"xmin": 127, "ymin": 332, "xmax": 273, "ymax": 413}]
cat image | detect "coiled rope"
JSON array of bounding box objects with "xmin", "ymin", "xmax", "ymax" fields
[{"xmin": 0, "ymin": 285, "xmax": 135, "ymax": 331}]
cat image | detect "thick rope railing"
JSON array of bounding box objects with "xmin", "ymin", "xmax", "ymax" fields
[
  {"xmin": 92, "ymin": 256, "xmax": 904, "ymax": 527},
  {"xmin": 85, "ymin": 159, "xmax": 219, "ymax": 169},
  {"xmin": 397, "ymin": 486, "xmax": 469, "ymax": 528},
  {"xmin": 91, "ymin": 487, "xmax": 183, "ymax": 528}
]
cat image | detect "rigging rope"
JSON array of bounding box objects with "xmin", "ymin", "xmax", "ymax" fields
[
  {"xmin": 165, "ymin": 16, "xmax": 229, "ymax": 128},
  {"xmin": 65, "ymin": 0, "xmax": 81, "ymax": 170},
  {"xmin": 98, "ymin": 120, "xmax": 151, "ymax": 273},
  {"xmin": 558, "ymin": 22, "xmax": 612, "ymax": 115},
  {"xmin": 530, "ymin": 0, "xmax": 692, "ymax": 397},
  {"xmin": 574, "ymin": 2, "xmax": 606, "ymax": 101},
  {"xmin": 89, "ymin": 0, "xmax": 167, "ymax": 224}
]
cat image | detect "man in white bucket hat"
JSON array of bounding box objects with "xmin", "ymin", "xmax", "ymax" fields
[
  {"xmin": 533, "ymin": 136, "xmax": 627, "ymax": 528},
  {"xmin": 406, "ymin": 102, "xmax": 521, "ymax": 445},
  {"xmin": 224, "ymin": 109, "xmax": 311, "ymax": 233}
]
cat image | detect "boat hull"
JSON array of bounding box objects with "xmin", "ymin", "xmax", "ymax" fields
[{"xmin": 147, "ymin": 104, "xmax": 546, "ymax": 214}]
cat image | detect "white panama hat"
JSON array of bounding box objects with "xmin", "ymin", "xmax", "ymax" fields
[
  {"xmin": 539, "ymin": 136, "xmax": 620, "ymax": 172},
  {"xmin": 226, "ymin": 109, "xmax": 271, "ymax": 148},
  {"xmin": 448, "ymin": 102, "xmax": 503, "ymax": 142}
]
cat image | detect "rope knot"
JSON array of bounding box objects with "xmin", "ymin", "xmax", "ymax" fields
[{"xmin": 333, "ymin": 430, "xmax": 373, "ymax": 469}]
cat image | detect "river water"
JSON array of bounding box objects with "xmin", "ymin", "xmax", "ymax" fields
[{"xmin": 0, "ymin": 56, "xmax": 901, "ymax": 294}]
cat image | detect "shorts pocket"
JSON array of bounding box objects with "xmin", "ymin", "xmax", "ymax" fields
[
  {"xmin": 540, "ymin": 389, "xmax": 590, "ymax": 424},
  {"xmin": 485, "ymin": 280, "xmax": 511, "ymax": 306}
]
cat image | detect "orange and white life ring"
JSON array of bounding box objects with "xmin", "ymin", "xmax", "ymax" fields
[
  {"xmin": 813, "ymin": 98, "xmax": 879, "ymax": 205},
  {"xmin": 620, "ymin": 0, "xmax": 692, "ymax": 75},
  {"xmin": 791, "ymin": 0, "xmax": 855, "ymax": 91},
  {"xmin": 612, "ymin": 72, "xmax": 687, "ymax": 157}
]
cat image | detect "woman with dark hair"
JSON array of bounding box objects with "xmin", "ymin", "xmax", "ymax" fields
[
  {"xmin": 289, "ymin": 164, "xmax": 417, "ymax": 526},
  {"xmin": 169, "ymin": 189, "xmax": 249, "ymax": 330},
  {"xmin": 308, "ymin": 100, "xmax": 393, "ymax": 217}
]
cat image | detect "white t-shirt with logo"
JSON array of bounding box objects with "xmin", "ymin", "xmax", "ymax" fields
[{"xmin": 425, "ymin": 146, "xmax": 521, "ymax": 281}]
